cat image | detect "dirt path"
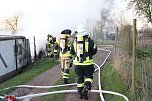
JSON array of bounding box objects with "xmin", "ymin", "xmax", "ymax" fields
[
  {"xmin": 11, "ymin": 65, "xmax": 61, "ymax": 101},
  {"xmin": 11, "ymin": 48, "xmax": 112, "ymax": 101},
  {"xmin": 62, "ymin": 50, "xmax": 111, "ymax": 101}
]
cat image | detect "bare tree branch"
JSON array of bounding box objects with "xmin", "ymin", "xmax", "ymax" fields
[
  {"xmin": 128, "ymin": 0, "xmax": 152, "ymax": 23},
  {"xmin": 3, "ymin": 13, "xmax": 21, "ymax": 34}
]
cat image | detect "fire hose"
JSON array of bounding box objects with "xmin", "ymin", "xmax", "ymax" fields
[{"xmin": 0, "ymin": 45, "xmax": 129, "ymax": 101}]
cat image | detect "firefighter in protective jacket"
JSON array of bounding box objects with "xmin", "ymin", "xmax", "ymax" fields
[
  {"xmin": 47, "ymin": 34, "xmax": 57, "ymax": 58},
  {"xmin": 54, "ymin": 29, "xmax": 72, "ymax": 84},
  {"xmin": 52, "ymin": 37, "xmax": 59, "ymax": 60},
  {"xmin": 70, "ymin": 24, "xmax": 97, "ymax": 100}
]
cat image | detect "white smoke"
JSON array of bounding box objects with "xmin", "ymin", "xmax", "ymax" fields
[{"xmin": 0, "ymin": 0, "xmax": 107, "ymax": 57}]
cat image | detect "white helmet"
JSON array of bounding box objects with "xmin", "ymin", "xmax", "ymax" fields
[{"xmin": 76, "ymin": 24, "xmax": 89, "ymax": 36}]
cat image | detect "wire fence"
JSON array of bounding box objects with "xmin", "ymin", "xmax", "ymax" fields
[{"xmin": 113, "ymin": 22, "xmax": 152, "ymax": 101}]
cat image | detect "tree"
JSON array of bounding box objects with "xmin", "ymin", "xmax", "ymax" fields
[
  {"xmin": 119, "ymin": 24, "xmax": 133, "ymax": 55},
  {"xmin": 92, "ymin": 0, "xmax": 114, "ymax": 40},
  {"xmin": 2, "ymin": 13, "xmax": 22, "ymax": 34},
  {"xmin": 128, "ymin": 0, "xmax": 152, "ymax": 24},
  {"xmin": 96, "ymin": 9, "xmax": 111, "ymax": 39}
]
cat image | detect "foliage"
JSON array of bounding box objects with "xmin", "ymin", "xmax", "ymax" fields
[
  {"xmin": 136, "ymin": 46, "xmax": 152, "ymax": 58},
  {"xmin": 135, "ymin": 46, "xmax": 152, "ymax": 101},
  {"xmin": 128, "ymin": 0, "xmax": 152, "ymax": 23},
  {"xmin": 100, "ymin": 61, "xmax": 129, "ymax": 101},
  {"xmin": 115, "ymin": 25, "xmax": 152, "ymax": 100},
  {"xmin": 96, "ymin": 9, "xmax": 111, "ymax": 34},
  {"xmin": 119, "ymin": 24, "xmax": 133, "ymax": 56}
]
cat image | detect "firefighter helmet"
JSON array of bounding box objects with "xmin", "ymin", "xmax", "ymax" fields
[
  {"xmin": 76, "ymin": 24, "xmax": 89, "ymax": 36},
  {"xmin": 47, "ymin": 34, "xmax": 52, "ymax": 38},
  {"xmin": 61, "ymin": 29, "xmax": 71, "ymax": 38}
]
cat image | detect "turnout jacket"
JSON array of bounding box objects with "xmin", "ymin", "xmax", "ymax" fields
[
  {"xmin": 70, "ymin": 36, "xmax": 97, "ymax": 65},
  {"xmin": 54, "ymin": 38, "xmax": 72, "ymax": 59}
]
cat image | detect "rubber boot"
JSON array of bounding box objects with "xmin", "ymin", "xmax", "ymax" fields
[
  {"xmin": 82, "ymin": 86, "xmax": 89, "ymax": 100},
  {"xmin": 78, "ymin": 87, "xmax": 83, "ymax": 99},
  {"xmin": 63, "ymin": 78, "xmax": 68, "ymax": 84},
  {"xmin": 83, "ymin": 94, "xmax": 88, "ymax": 100},
  {"xmin": 79, "ymin": 94, "xmax": 83, "ymax": 99}
]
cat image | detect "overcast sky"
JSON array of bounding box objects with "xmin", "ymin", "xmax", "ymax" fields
[
  {"xmin": 0, "ymin": 0, "xmax": 106, "ymax": 34},
  {"xmin": 0, "ymin": 0, "xmax": 127, "ymax": 57}
]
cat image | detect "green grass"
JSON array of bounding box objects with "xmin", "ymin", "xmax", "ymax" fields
[
  {"xmin": 0, "ymin": 58, "xmax": 59, "ymax": 95},
  {"xmin": 103, "ymin": 40, "xmax": 114, "ymax": 44},
  {"xmin": 100, "ymin": 61, "xmax": 129, "ymax": 101},
  {"xmin": 40, "ymin": 69, "xmax": 76, "ymax": 101},
  {"xmin": 96, "ymin": 40, "xmax": 114, "ymax": 46}
]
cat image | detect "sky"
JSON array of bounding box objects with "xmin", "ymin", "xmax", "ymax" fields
[
  {"xmin": 0, "ymin": 0, "xmax": 128, "ymax": 57},
  {"xmin": 0, "ymin": 0, "xmax": 105, "ymax": 33}
]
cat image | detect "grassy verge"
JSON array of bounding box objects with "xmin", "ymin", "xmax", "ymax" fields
[
  {"xmin": 100, "ymin": 61, "xmax": 129, "ymax": 101},
  {"xmin": 96, "ymin": 40, "xmax": 114, "ymax": 46},
  {"xmin": 0, "ymin": 58, "xmax": 59, "ymax": 95},
  {"xmin": 40, "ymin": 69, "xmax": 76, "ymax": 101}
]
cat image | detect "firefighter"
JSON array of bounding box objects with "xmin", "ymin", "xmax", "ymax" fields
[
  {"xmin": 46, "ymin": 34, "xmax": 53, "ymax": 57},
  {"xmin": 70, "ymin": 24, "xmax": 97, "ymax": 100},
  {"xmin": 54, "ymin": 29, "xmax": 72, "ymax": 84},
  {"xmin": 53, "ymin": 37, "xmax": 59, "ymax": 60}
]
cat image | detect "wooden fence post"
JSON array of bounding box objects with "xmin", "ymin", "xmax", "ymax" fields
[
  {"xmin": 34, "ymin": 36, "xmax": 37, "ymax": 60},
  {"xmin": 113, "ymin": 27, "xmax": 118, "ymax": 67},
  {"xmin": 132, "ymin": 19, "xmax": 137, "ymax": 99}
]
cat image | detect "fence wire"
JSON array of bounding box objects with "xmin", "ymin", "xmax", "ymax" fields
[{"xmin": 114, "ymin": 26, "xmax": 152, "ymax": 101}]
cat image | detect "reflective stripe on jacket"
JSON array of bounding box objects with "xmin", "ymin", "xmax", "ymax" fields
[{"xmin": 71, "ymin": 37, "xmax": 97, "ymax": 65}]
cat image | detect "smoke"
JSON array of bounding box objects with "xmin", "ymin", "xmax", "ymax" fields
[{"xmin": 0, "ymin": 0, "xmax": 107, "ymax": 57}]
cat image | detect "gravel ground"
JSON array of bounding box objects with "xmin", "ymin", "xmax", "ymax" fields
[{"xmin": 11, "ymin": 48, "xmax": 113, "ymax": 101}]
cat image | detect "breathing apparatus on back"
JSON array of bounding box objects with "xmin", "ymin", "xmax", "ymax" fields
[
  {"xmin": 60, "ymin": 34, "xmax": 67, "ymax": 54},
  {"xmin": 75, "ymin": 24, "xmax": 89, "ymax": 63},
  {"xmin": 60, "ymin": 29, "xmax": 71, "ymax": 54},
  {"xmin": 76, "ymin": 35, "xmax": 85, "ymax": 63}
]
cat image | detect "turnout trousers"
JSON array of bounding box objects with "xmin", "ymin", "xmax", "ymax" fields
[
  {"xmin": 74, "ymin": 64, "xmax": 94, "ymax": 94},
  {"xmin": 60, "ymin": 57, "xmax": 71, "ymax": 84}
]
